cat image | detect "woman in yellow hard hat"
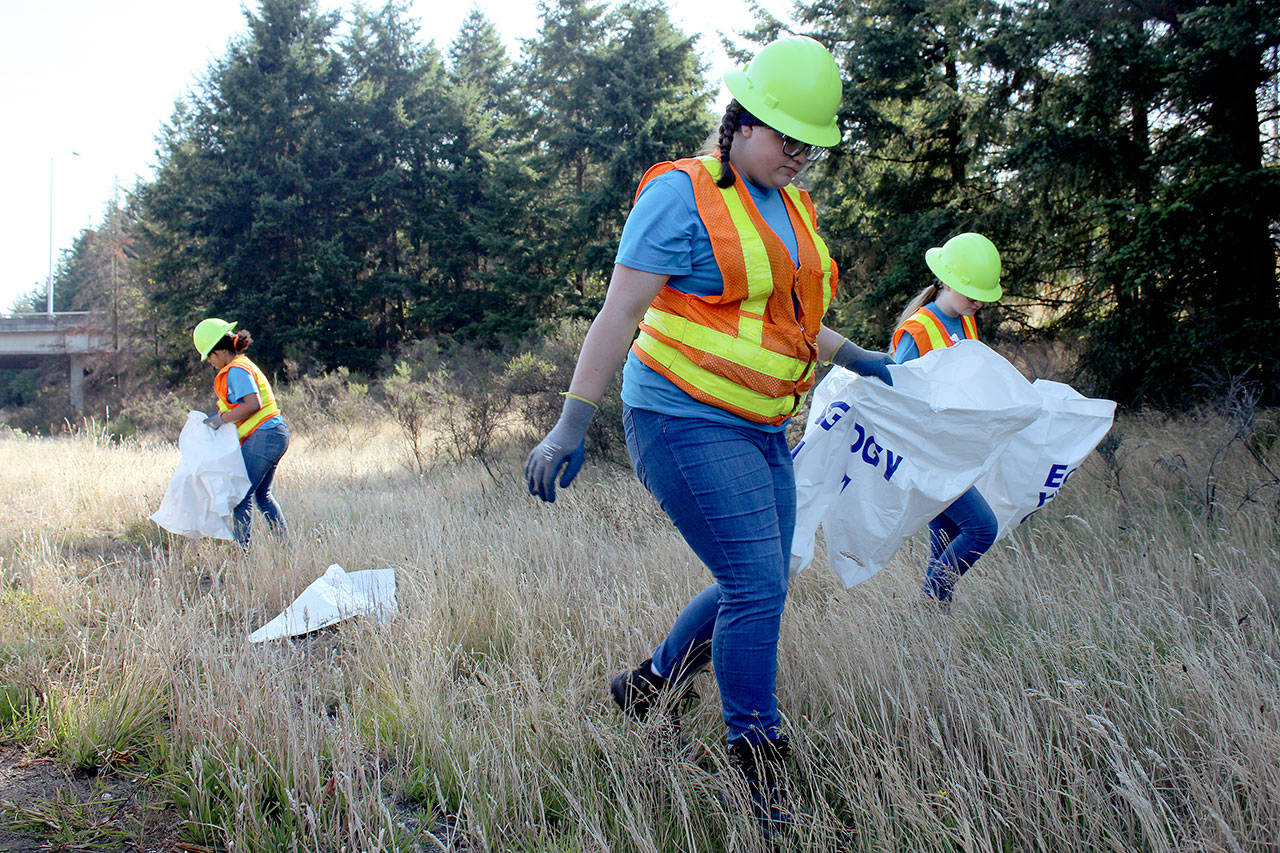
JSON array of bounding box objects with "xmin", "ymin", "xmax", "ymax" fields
[
  {"xmin": 525, "ymin": 35, "xmax": 890, "ymax": 822},
  {"xmin": 890, "ymin": 232, "xmax": 1003, "ymax": 610},
  {"xmin": 192, "ymin": 318, "xmax": 290, "ymax": 548}
]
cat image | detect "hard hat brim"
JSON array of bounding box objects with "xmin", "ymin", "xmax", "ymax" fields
[
  {"xmin": 724, "ymin": 69, "xmax": 842, "ymax": 148},
  {"xmin": 926, "ymin": 248, "xmax": 1003, "ymax": 302}
]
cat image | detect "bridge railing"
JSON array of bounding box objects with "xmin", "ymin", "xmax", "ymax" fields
[
  {"xmin": 0, "ymin": 311, "xmax": 96, "ymax": 323},
  {"xmin": 0, "ymin": 312, "xmax": 111, "ymax": 353}
]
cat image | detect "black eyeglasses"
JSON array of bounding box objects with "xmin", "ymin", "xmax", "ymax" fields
[{"xmin": 777, "ymin": 131, "xmax": 827, "ymax": 162}]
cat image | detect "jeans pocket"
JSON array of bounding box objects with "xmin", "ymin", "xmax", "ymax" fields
[{"xmin": 622, "ymin": 407, "xmax": 647, "ymax": 485}]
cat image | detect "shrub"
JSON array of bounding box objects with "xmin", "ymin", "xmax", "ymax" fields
[
  {"xmin": 382, "ymin": 362, "xmax": 432, "ymax": 475},
  {"xmin": 378, "ymin": 338, "xmax": 516, "ymax": 476},
  {"xmin": 275, "ymin": 367, "xmax": 373, "ymax": 433},
  {"xmin": 506, "ymin": 320, "xmax": 628, "ymax": 466}
]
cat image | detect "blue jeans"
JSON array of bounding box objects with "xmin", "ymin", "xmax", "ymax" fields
[
  {"xmin": 623, "ymin": 405, "xmax": 795, "ymax": 745},
  {"xmin": 233, "ymin": 422, "xmax": 290, "ymax": 546},
  {"xmin": 923, "ymin": 485, "xmax": 996, "ymax": 602}
]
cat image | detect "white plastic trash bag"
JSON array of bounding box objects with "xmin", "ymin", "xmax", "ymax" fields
[
  {"xmin": 975, "ymin": 379, "xmax": 1115, "ymax": 541},
  {"xmin": 150, "ymin": 411, "xmax": 250, "ymax": 540},
  {"xmin": 791, "ymin": 341, "xmax": 1042, "ymax": 587},
  {"xmin": 249, "ymin": 564, "xmax": 398, "ymax": 642}
]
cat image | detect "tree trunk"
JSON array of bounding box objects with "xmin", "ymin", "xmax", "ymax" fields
[{"xmin": 1205, "ymin": 42, "xmax": 1276, "ymax": 321}]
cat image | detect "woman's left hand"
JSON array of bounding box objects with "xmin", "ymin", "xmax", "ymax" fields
[
  {"xmin": 824, "ymin": 330, "xmax": 895, "ymax": 386},
  {"xmin": 846, "ymin": 356, "xmax": 894, "ymax": 386}
]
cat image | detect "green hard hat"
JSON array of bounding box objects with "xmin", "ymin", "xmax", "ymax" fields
[
  {"xmin": 724, "ymin": 36, "xmax": 842, "ymax": 148},
  {"xmin": 925, "ymin": 233, "xmax": 1003, "ymax": 302},
  {"xmin": 193, "ymin": 317, "xmax": 237, "ymax": 360}
]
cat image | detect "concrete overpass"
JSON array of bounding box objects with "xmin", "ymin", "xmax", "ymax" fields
[{"xmin": 0, "ymin": 313, "xmax": 113, "ymax": 412}]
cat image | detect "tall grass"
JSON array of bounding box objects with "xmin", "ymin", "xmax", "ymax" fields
[{"xmin": 0, "ymin": 404, "xmax": 1276, "ymax": 851}]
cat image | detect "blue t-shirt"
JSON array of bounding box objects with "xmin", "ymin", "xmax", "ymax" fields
[
  {"xmin": 225, "ymin": 365, "xmax": 282, "ymax": 430},
  {"xmin": 615, "ymin": 168, "xmax": 801, "ymax": 431},
  {"xmin": 891, "ymin": 302, "xmax": 972, "ymax": 363}
]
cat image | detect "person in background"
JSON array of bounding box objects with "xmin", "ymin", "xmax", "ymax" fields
[
  {"xmin": 192, "ymin": 318, "xmax": 290, "ymax": 548},
  {"xmin": 890, "ymin": 232, "xmax": 1003, "ymax": 610},
  {"xmin": 525, "ymin": 36, "xmax": 892, "ymax": 828}
]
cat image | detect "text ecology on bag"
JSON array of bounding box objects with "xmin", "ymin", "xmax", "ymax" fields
[{"xmin": 793, "ymin": 400, "xmax": 904, "ymax": 484}]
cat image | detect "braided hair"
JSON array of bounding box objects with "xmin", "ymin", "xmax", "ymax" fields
[{"xmin": 714, "ymin": 100, "xmax": 744, "ymax": 188}]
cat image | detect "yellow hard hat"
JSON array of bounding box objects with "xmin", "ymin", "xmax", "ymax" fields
[
  {"xmin": 724, "ymin": 36, "xmax": 842, "ymax": 147},
  {"xmin": 925, "ymin": 233, "xmax": 1003, "ymax": 302},
  {"xmin": 193, "ymin": 318, "xmax": 236, "ymax": 360}
]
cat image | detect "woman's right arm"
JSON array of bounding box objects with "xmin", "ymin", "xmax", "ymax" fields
[
  {"xmin": 566, "ymin": 264, "xmax": 671, "ymax": 403},
  {"xmin": 525, "ymin": 264, "xmax": 669, "ymax": 502}
]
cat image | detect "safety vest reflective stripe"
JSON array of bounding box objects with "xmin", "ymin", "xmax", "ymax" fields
[
  {"xmin": 633, "ymin": 336, "xmax": 808, "ymax": 422},
  {"xmin": 891, "ymin": 306, "xmax": 980, "ymax": 356},
  {"xmin": 640, "ymin": 306, "xmax": 819, "ymax": 383},
  {"xmin": 630, "ymin": 156, "xmax": 835, "ymax": 424},
  {"xmin": 214, "ymin": 355, "xmax": 281, "ymax": 443},
  {"xmin": 718, "ymin": 177, "xmax": 770, "ymax": 344}
]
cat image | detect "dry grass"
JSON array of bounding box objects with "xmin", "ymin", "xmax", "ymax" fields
[{"xmin": 0, "ymin": 407, "xmax": 1277, "ymax": 851}]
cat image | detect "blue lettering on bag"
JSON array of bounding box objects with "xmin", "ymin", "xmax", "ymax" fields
[
  {"xmin": 819, "ymin": 401, "xmax": 850, "ymax": 431},
  {"xmin": 844, "ymin": 421, "xmax": 903, "ymax": 485},
  {"xmin": 885, "ymin": 450, "xmax": 903, "ymax": 481},
  {"xmin": 797, "ymin": 401, "xmax": 905, "ymax": 483},
  {"xmin": 794, "ymin": 400, "xmax": 851, "ymax": 459},
  {"xmin": 1018, "ymin": 463, "xmax": 1078, "ymax": 524}
]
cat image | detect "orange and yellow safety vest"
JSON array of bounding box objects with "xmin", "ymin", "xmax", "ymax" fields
[
  {"xmin": 214, "ymin": 355, "xmax": 281, "ymax": 443},
  {"xmin": 630, "ymin": 156, "xmax": 837, "ymax": 425},
  {"xmin": 891, "ymin": 305, "xmax": 979, "ymax": 357}
]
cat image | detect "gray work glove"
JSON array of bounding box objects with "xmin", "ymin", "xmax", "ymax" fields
[
  {"xmin": 525, "ymin": 396, "xmax": 596, "ymax": 502},
  {"xmin": 204, "ymin": 412, "xmax": 224, "ymax": 430},
  {"xmin": 831, "ymin": 340, "xmax": 894, "ymax": 386}
]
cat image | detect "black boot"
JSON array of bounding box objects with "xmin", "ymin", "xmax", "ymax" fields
[
  {"xmin": 610, "ymin": 644, "xmax": 710, "ymax": 722},
  {"xmin": 609, "ymin": 658, "xmax": 668, "ymax": 721},
  {"xmin": 727, "ymin": 735, "xmax": 794, "ymax": 836}
]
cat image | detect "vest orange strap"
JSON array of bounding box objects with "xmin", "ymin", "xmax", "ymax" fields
[
  {"xmin": 891, "ymin": 306, "xmax": 979, "ymax": 356},
  {"xmin": 214, "ymin": 355, "xmax": 281, "ymax": 443}
]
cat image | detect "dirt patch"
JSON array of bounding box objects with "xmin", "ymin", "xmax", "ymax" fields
[{"xmin": 0, "ymin": 746, "xmax": 184, "ymax": 852}]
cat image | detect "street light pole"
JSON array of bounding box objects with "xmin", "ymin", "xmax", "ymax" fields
[{"xmin": 46, "ymin": 156, "xmax": 54, "ymax": 316}]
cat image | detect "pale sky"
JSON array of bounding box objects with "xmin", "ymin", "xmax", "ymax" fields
[{"xmin": 0, "ymin": 0, "xmax": 789, "ymax": 311}]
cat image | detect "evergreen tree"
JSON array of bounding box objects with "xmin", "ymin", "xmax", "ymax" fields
[
  {"xmin": 25, "ymin": 193, "xmax": 149, "ymax": 349},
  {"xmin": 139, "ymin": 100, "xmax": 222, "ymax": 375},
  {"xmin": 789, "ymin": 0, "xmax": 1279, "ymax": 404},
  {"xmin": 581, "ymin": 1, "xmax": 713, "ymax": 276},
  {"xmin": 413, "ymin": 10, "xmax": 552, "ymax": 340},
  {"xmin": 342, "ymin": 0, "xmax": 451, "ymax": 355},
  {"xmin": 519, "ymin": 0, "xmax": 711, "ymax": 316},
  {"xmin": 519, "ymin": 0, "xmax": 614, "ymax": 309},
  {"xmin": 795, "ymin": 0, "xmax": 1012, "ymax": 346},
  {"xmin": 141, "ymin": 0, "xmax": 350, "ymax": 373},
  {"xmin": 995, "ymin": 0, "xmax": 1280, "ymax": 404}
]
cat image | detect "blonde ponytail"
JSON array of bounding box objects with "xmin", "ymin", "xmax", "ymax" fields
[{"xmin": 895, "ymin": 284, "xmax": 941, "ymax": 329}]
